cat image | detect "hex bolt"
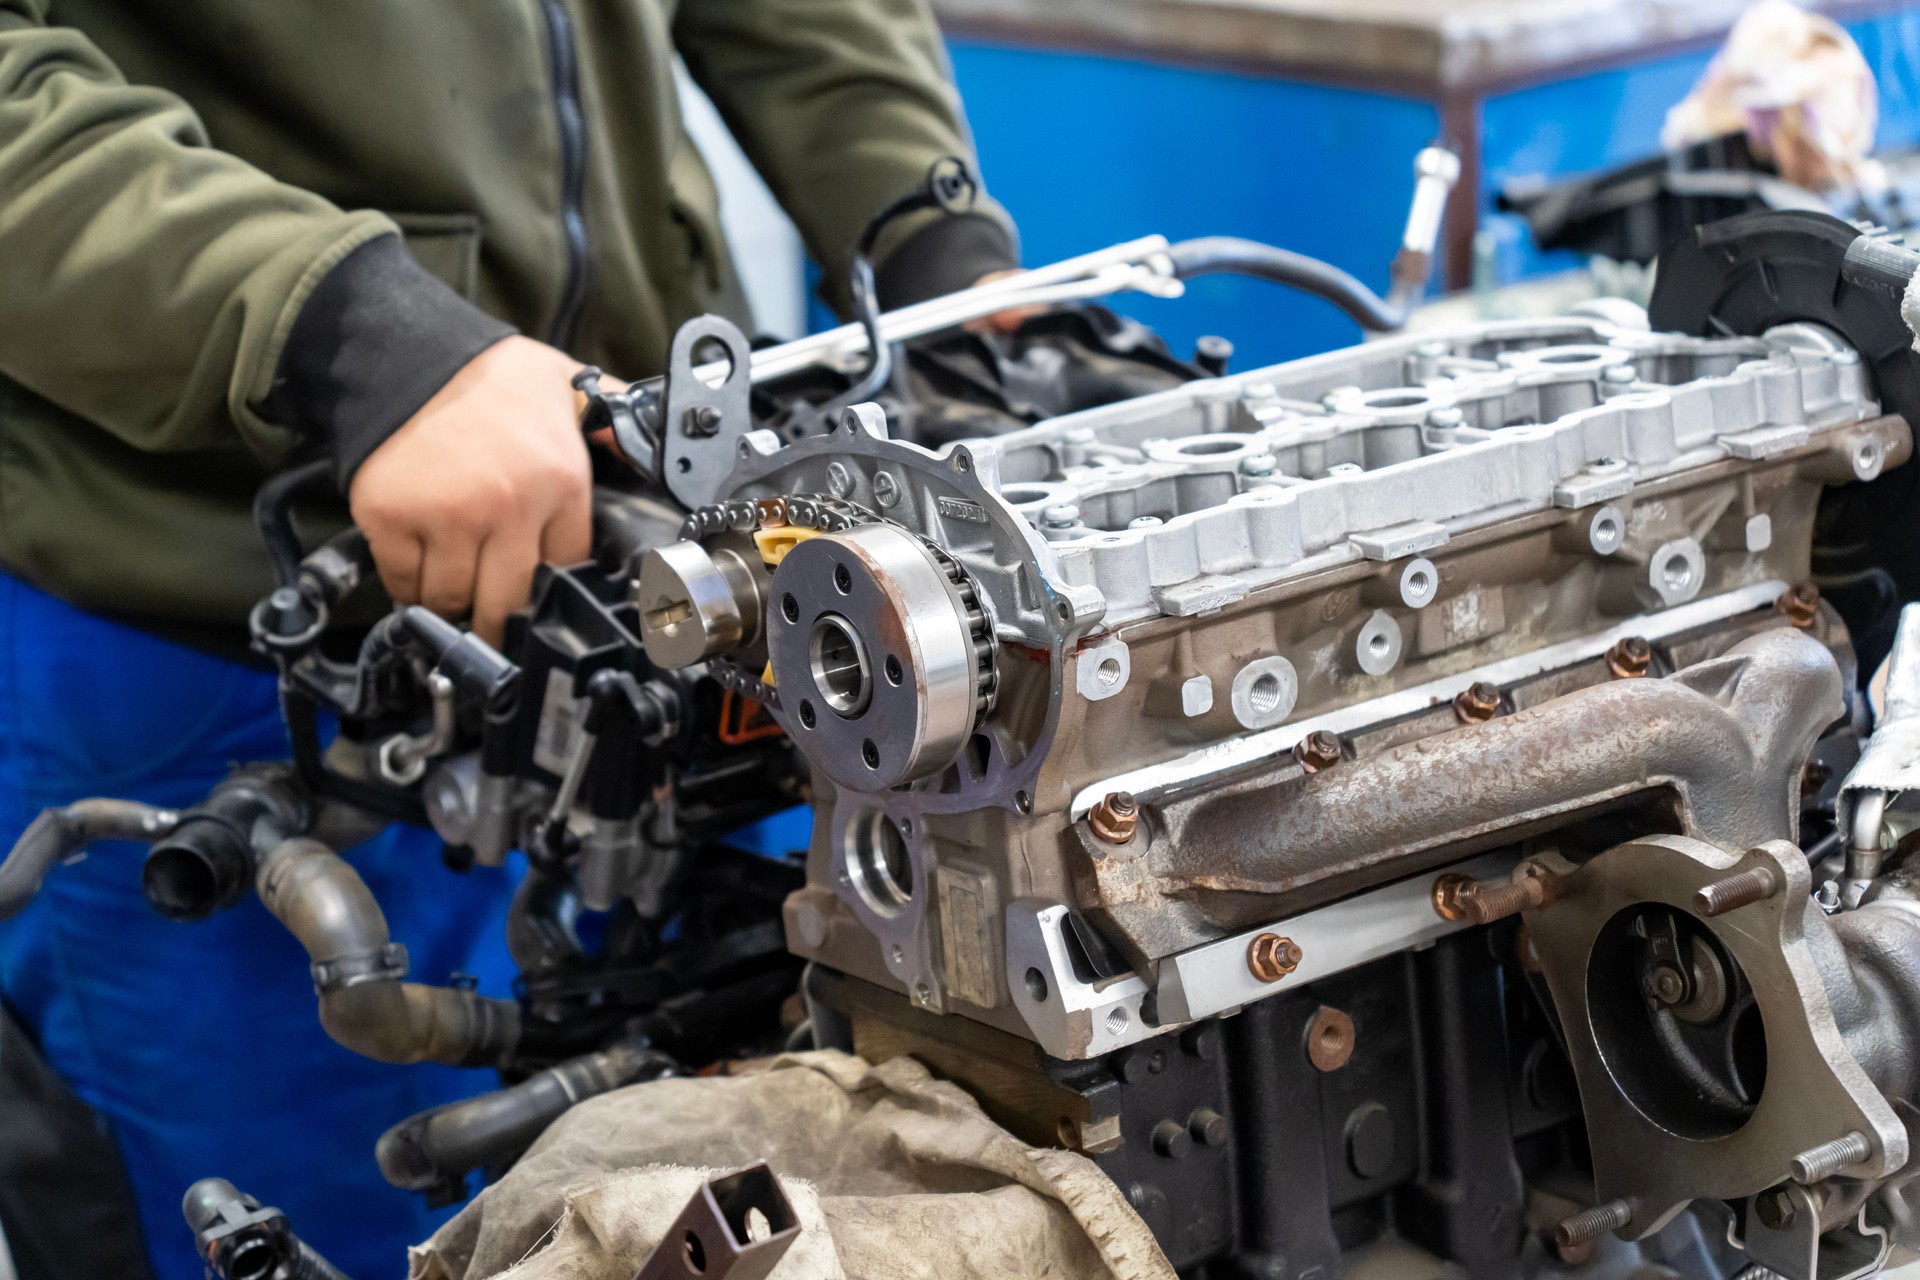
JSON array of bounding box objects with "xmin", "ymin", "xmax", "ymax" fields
[
  {"xmin": 1151, "ymin": 1120, "xmax": 1193, "ymax": 1160},
  {"xmin": 1606, "ymin": 636, "xmax": 1652, "ymax": 679},
  {"xmin": 1292, "ymin": 731, "xmax": 1342, "ymax": 773},
  {"xmin": 1790, "ymin": 1131, "xmax": 1871, "ymax": 1184},
  {"xmin": 1452, "ymin": 682, "xmax": 1501, "ymax": 724},
  {"xmin": 681, "ymin": 403, "xmax": 723, "ymax": 437},
  {"xmin": 1194, "ymin": 335, "xmax": 1234, "ymax": 377},
  {"xmin": 1088, "ymin": 792, "xmax": 1139, "ymax": 845},
  {"xmin": 1754, "ymin": 1187, "xmax": 1797, "ymax": 1230},
  {"xmin": 1553, "ymin": 1199, "xmax": 1632, "ymax": 1249},
  {"xmin": 1188, "ymin": 1108, "xmax": 1230, "ymax": 1146},
  {"xmin": 1432, "ymin": 865, "xmax": 1557, "ymax": 925},
  {"xmin": 1695, "ymin": 865, "xmax": 1780, "ymax": 917},
  {"xmin": 1247, "ymin": 933, "xmax": 1303, "ymax": 983},
  {"xmin": 1648, "ymin": 966, "xmax": 1687, "ymax": 1005},
  {"xmin": 1778, "ymin": 582, "xmax": 1821, "ymax": 629}
]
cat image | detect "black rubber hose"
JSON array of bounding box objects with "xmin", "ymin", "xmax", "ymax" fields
[
  {"xmin": 1164, "ymin": 236, "xmax": 1410, "ymax": 333},
  {"xmin": 375, "ymin": 1042, "xmax": 675, "ymax": 1194},
  {"xmin": 0, "ymin": 799, "xmax": 180, "ymax": 921},
  {"xmin": 252, "ymin": 458, "xmax": 335, "ymax": 590},
  {"xmin": 254, "ymin": 837, "xmax": 520, "ymax": 1066}
]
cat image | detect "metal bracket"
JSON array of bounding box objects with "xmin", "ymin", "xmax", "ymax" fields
[
  {"xmin": 662, "ymin": 315, "xmax": 755, "ymax": 509},
  {"xmin": 1741, "ymin": 1186, "xmax": 1891, "ymax": 1280},
  {"xmin": 1525, "ymin": 836, "xmax": 1907, "ymax": 1238},
  {"xmin": 633, "ymin": 1161, "xmax": 800, "ymax": 1280}
]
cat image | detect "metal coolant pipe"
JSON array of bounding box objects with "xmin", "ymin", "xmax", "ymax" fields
[
  {"xmin": 0, "ymin": 798, "xmax": 179, "ymax": 920},
  {"xmin": 254, "ymin": 837, "xmax": 519, "ymax": 1067}
]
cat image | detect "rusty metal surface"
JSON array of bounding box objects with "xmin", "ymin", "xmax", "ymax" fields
[{"xmin": 1098, "ymin": 628, "xmax": 1842, "ymax": 958}]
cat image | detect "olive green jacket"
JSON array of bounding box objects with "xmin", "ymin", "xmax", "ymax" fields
[{"xmin": 0, "ymin": 0, "xmax": 1013, "ymax": 632}]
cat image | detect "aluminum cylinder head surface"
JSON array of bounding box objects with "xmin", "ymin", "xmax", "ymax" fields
[{"xmin": 986, "ymin": 316, "xmax": 1881, "ymax": 623}]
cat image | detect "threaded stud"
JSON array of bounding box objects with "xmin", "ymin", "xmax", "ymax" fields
[
  {"xmin": 1789, "ymin": 1131, "xmax": 1870, "ymax": 1184},
  {"xmin": 1695, "ymin": 865, "xmax": 1780, "ymax": 917},
  {"xmin": 1553, "ymin": 1198, "xmax": 1632, "ymax": 1248}
]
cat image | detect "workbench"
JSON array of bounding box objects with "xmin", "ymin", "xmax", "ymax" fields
[{"xmin": 935, "ymin": 0, "xmax": 1920, "ymax": 366}]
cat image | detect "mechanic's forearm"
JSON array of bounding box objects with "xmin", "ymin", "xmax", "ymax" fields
[
  {"xmin": 0, "ymin": 8, "xmax": 396, "ymax": 462},
  {"xmin": 267, "ymin": 235, "xmax": 516, "ymax": 487}
]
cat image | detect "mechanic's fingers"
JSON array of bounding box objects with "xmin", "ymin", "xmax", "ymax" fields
[
  {"xmin": 540, "ymin": 490, "xmax": 594, "ymax": 568},
  {"xmin": 471, "ymin": 526, "xmax": 544, "ymax": 648},
  {"xmin": 365, "ymin": 528, "xmax": 426, "ymax": 606},
  {"xmin": 416, "ymin": 533, "xmax": 482, "ymax": 623}
]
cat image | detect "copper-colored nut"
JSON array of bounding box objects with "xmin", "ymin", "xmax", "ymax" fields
[
  {"xmin": 1247, "ymin": 932, "xmax": 1303, "ymax": 983},
  {"xmin": 1778, "ymin": 582, "xmax": 1820, "ymax": 629},
  {"xmin": 1306, "ymin": 1005, "xmax": 1355, "ymax": 1071},
  {"xmin": 1605, "ymin": 636, "xmax": 1652, "ymax": 679},
  {"xmin": 1088, "ymin": 792, "xmax": 1139, "ymax": 844},
  {"xmin": 1432, "ymin": 873, "xmax": 1476, "ymax": 922},
  {"xmin": 1431, "ymin": 866, "xmax": 1557, "ymax": 925},
  {"xmin": 1292, "ymin": 730, "xmax": 1342, "ymax": 773},
  {"xmin": 1452, "ymin": 681, "xmax": 1501, "ymax": 724}
]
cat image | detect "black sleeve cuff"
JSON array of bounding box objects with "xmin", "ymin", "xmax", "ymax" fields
[
  {"xmin": 872, "ymin": 212, "xmax": 1019, "ymax": 310},
  {"xmin": 267, "ymin": 235, "xmax": 517, "ymax": 488}
]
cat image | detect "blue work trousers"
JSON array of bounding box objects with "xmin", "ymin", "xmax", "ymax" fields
[{"xmin": 0, "ymin": 573, "xmax": 522, "ymax": 1280}]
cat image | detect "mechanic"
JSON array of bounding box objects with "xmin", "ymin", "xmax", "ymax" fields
[{"xmin": 0, "ymin": 4, "xmax": 1018, "ymax": 1278}]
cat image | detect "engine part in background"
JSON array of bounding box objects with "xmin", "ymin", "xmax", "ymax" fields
[
  {"xmin": 1837, "ymin": 604, "xmax": 1920, "ymax": 889},
  {"xmin": 672, "ymin": 144, "xmax": 1455, "ymax": 396},
  {"xmin": 1651, "ymin": 209, "xmax": 1920, "ymax": 678},
  {"xmin": 633, "ymin": 1162, "xmax": 799, "ymax": 1280},
  {"xmin": 182, "ymin": 1177, "xmax": 352, "ymax": 1280}
]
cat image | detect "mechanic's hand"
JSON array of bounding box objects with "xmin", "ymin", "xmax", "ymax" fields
[
  {"xmin": 349, "ymin": 336, "xmax": 593, "ymax": 647},
  {"xmin": 967, "ymin": 268, "xmax": 1043, "ymax": 335}
]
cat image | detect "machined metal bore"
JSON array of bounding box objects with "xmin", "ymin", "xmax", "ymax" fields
[
  {"xmin": 808, "ymin": 614, "xmax": 872, "ymax": 717},
  {"xmin": 768, "ymin": 523, "xmax": 984, "ymax": 791},
  {"xmin": 845, "ymin": 808, "xmax": 915, "ymax": 918}
]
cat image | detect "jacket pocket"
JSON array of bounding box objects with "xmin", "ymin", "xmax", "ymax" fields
[{"xmin": 389, "ymin": 212, "xmax": 484, "ymax": 300}]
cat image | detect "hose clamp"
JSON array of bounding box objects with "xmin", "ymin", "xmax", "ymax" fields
[{"xmin": 311, "ymin": 942, "xmax": 409, "ymax": 994}]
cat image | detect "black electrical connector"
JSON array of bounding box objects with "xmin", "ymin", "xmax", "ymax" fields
[
  {"xmin": 182, "ymin": 1178, "xmax": 352, "ymax": 1280},
  {"xmin": 398, "ymin": 606, "xmax": 520, "ymax": 714}
]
